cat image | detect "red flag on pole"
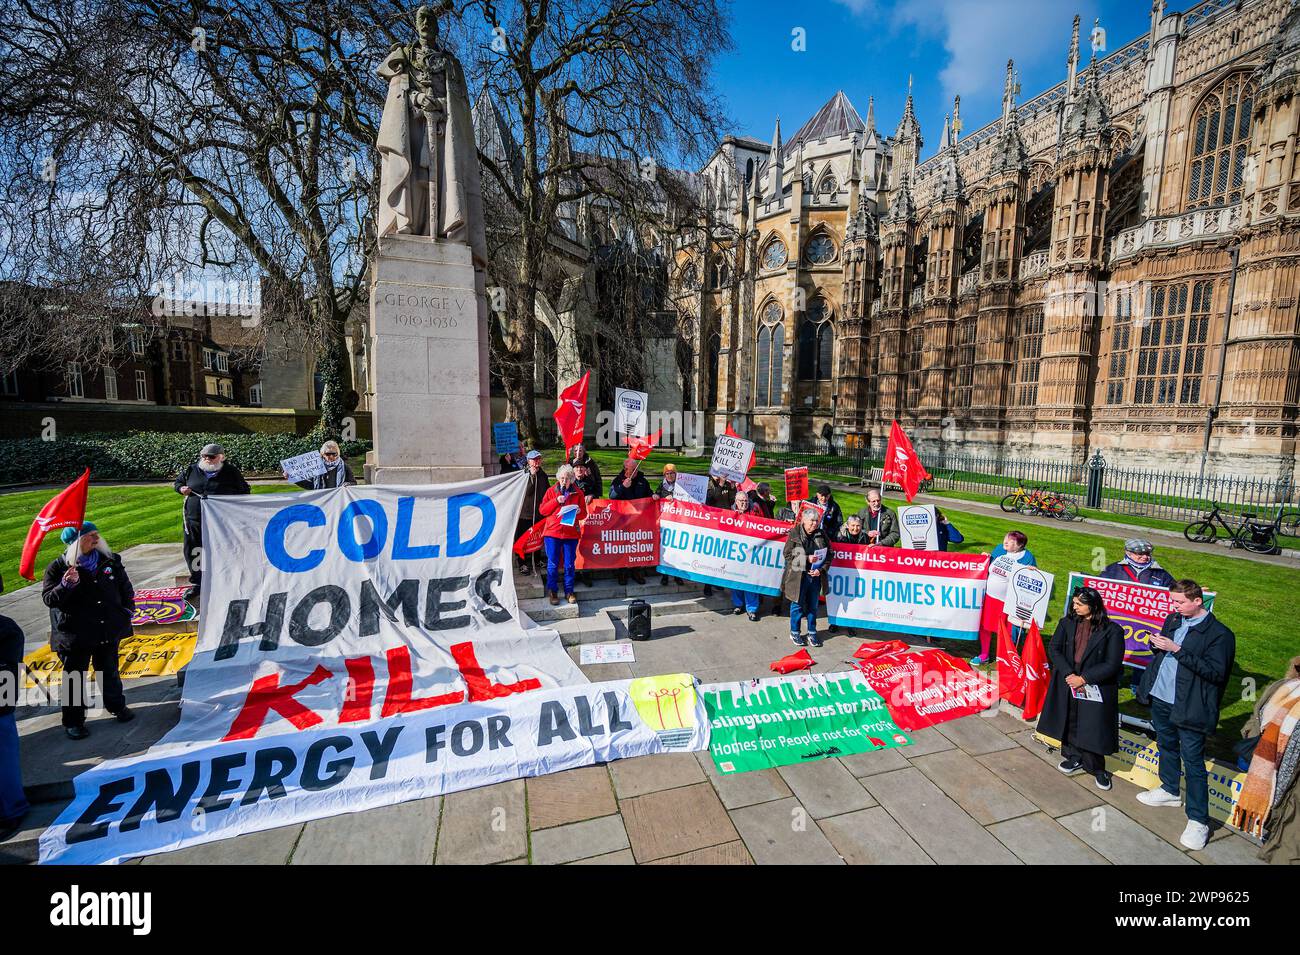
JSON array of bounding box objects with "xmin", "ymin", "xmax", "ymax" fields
[
  {"xmin": 996, "ymin": 616, "xmax": 1027, "ymax": 708},
  {"xmin": 626, "ymin": 429, "xmax": 661, "ymax": 461},
  {"xmin": 19, "ymin": 467, "xmax": 90, "ymax": 580},
  {"xmin": 724, "ymin": 422, "xmax": 757, "ymax": 471},
  {"xmin": 553, "ymin": 371, "xmax": 589, "ymax": 451},
  {"xmin": 1020, "ymin": 620, "xmax": 1051, "ymax": 721},
  {"xmin": 882, "ymin": 420, "xmax": 931, "ymax": 502}
]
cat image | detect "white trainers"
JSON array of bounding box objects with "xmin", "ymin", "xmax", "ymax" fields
[
  {"xmin": 1137, "ymin": 786, "xmax": 1182, "ymax": 807},
  {"xmin": 1180, "ymin": 820, "xmax": 1210, "ymax": 851}
]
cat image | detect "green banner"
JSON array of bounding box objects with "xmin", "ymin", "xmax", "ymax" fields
[{"xmin": 701, "ymin": 672, "xmax": 912, "ymax": 774}]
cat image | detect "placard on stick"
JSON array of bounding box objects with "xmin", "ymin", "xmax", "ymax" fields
[
  {"xmin": 710, "ymin": 435, "xmax": 754, "ymax": 483},
  {"xmin": 281, "ymin": 451, "xmax": 327, "ymax": 483},
  {"xmin": 784, "ymin": 466, "xmax": 809, "ymax": 504},
  {"xmin": 492, "ymin": 422, "xmax": 520, "ymax": 454}
]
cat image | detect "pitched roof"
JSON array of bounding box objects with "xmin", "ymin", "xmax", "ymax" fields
[{"xmin": 784, "ymin": 91, "xmax": 865, "ymax": 157}]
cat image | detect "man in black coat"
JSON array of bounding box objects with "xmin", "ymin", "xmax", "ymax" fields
[
  {"xmin": 0, "ymin": 610, "xmax": 27, "ymax": 838},
  {"xmin": 516, "ymin": 451, "xmax": 550, "ymax": 576},
  {"xmin": 174, "ymin": 443, "xmax": 250, "ymax": 598},
  {"xmin": 566, "ymin": 445, "xmax": 602, "ymax": 498},
  {"xmin": 610, "ymin": 458, "xmax": 654, "ymax": 584},
  {"xmin": 705, "ymin": 475, "xmax": 736, "ymax": 510},
  {"xmin": 1134, "ymin": 579, "xmax": 1236, "ymax": 851},
  {"xmin": 815, "ymin": 484, "xmax": 844, "ymax": 542},
  {"xmin": 1100, "ymin": 538, "xmax": 1176, "ymax": 588},
  {"xmin": 40, "ymin": 524, "xmax": 137, "ymax": 738}
]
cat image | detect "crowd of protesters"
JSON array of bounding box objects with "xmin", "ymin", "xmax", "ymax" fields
[{"xmin": 0, "ymin": 438, "xmax": 1287, "ymax": 861}]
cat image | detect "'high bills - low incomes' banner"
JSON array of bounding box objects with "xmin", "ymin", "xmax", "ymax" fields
[
  {"xmin": 656, "ymin": 499, "xmax": 790, "ymax": 594},
  {"xmin": 39, "ymin": 472, "xmax": 639, "ymax": 864},
  {"xmin": 827, "ymin": 545, "xmax": 989, "ymax": 641}
]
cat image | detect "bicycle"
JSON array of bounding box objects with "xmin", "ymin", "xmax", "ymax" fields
[
  {"xmin": 1022, "ymin": 487, "xmax": 1081, "ymax": 522},
  {"xmin": 1000, "ymin": 483, "xmax": 1044, "ymax": 513},
  {"xmin": 1184, "ymin": 502, "xmax": 1283, "ymax": 554}
]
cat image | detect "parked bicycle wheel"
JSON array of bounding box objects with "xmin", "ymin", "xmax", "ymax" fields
[
  {"xmin": 1279, "ymin": 511, "xmax": 1300, "ymax": 538},
  {"xmin": 1056, "ymin": 501, "xmax": 1081, "ymax": 522},
  {"xmin": 1242, "ymin": 525, "xmax": 1279, "ymax": 555},
  {"xmin": 1184, "ymin": 519, "xmax": 1217, "ymax": 544},
  {"xmin": 1000, "ymin": 493, "xmax": 1021, "ymax": 513}
]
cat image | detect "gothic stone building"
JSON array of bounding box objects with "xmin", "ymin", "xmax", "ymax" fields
[{"xmin": 671, "ymin": 0, "xmax": 1300, "ymax": 480}]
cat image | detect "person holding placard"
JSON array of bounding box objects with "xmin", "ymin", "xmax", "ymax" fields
[
  {"xmin": 782, "ymin": 507, "xmax": 831, "ymax": 648},
  {"xmin": 727, "ymin": 492, "xmax": 764, "ymax": 621},
  {"xmin": 1100, "ymin": 538, "xmax": 1176, "ymax": 588},
  {"xmin": 610, "ymin": 458, "xmax": 654, "ymax": 585},
  {"xmin": 973, "ymin": 530, "xmax": 1037, "ymax": 665},
  {"xmin": 537, "ymin": 464, "xmax": 588, "ymax": 606},
  {"xmin": 284, "ymin": 440, "xmax": 356, "ymax": 490},
  {"xmin": 1038, "ymin": 587, "xmax": 1126, "ymax": 791},
  {"xmin": 837, "ymin": 514, "xmax": 871, "ymax": 545},
  {"xmin": 752, "ymin": 482, "xmax": 778, "ymax": 519},
  {"xmin": 654, "ymin": 464, "xmax": 679, "ymax": 500}
]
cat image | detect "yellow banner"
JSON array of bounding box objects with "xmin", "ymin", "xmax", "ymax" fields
[
  {"xmin": 1036, "ymin": 728, "xmax": 1246, "ymax": 828},
  {"xmin": 23, "ymin": 631, "xmax": 198, "ymax": 688}
]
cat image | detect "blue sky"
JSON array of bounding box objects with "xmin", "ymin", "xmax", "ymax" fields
[{"xmin": 713, "ymin": 0, "xmax": 1173, "ymax": 156}]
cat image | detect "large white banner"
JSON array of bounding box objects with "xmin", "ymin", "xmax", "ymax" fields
[
  {"xmin": 40, "ymin": 675, "xmax": 705, "ymax": 865},
  {"xmin": 827, "ymin": 545, "xmax": 989, "ymax": 641},
  {"xmin": 39, "ymin": 472, "xmax": 623, "ymax": 863},
  {"xmin": 657, "ymin": 499, "xmax": 789, "ymax": 595}
]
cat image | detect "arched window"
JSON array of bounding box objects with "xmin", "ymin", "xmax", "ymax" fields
[
  {"xmin": 761, "ymin": 237, "xmax": 787, "ymax": 271},
  {"xmin": 679, "ymin": 261, "xmax": 700, "ymax": 289},
  {"xmin": 797, "ymin": 299, "xmax": 834, "ymax": 381},
  {"xmin": 1187, "ymin": 74, "xmax": 1254, "ymax": 209},
  {"xmin": 804, "ymin": 233, "xmax": 836, "ymax": 265},
  {"xmin": 755, "ymin": 301, "xmax": 784, "ymax": 406},
  {"xmin": 819, "ymin": 175, "xmax": 837, "ymax": 195}
]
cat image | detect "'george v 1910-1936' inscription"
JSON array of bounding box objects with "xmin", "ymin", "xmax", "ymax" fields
[{"xmin": 379, "ymin": 287, "xmax": 471, "ymax": 330}]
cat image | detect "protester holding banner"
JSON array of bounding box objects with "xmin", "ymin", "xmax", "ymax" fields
[
  {"xmin": 516, "ymin": 451, "xmax": 549, "ymax": 576},
  {"xmin": 1037, "ymin": 587, "xmax": 1126, "ymax": 791},
  {"xmin": 837, "ymin": 514, "xmax": 871, "ymax": 545},
  {"xmin": 174, "ymin": 442, "xmax": 250, "ymax": 599},
  {"xmin": 935, "ymin": 508, "xmax": 964, "ymax": 551},
  {"xmin": 498, "ymin": 449, "xmax": 525, "ymax": 473},
  {"xmin": 726, "ymin": 492, "xmax": 765, "ymax": 621},
  {"xmin": 566, "ymin": 444, "xmax": 602, "ymax": 497},
  {"xmin": 973, "ymin": 531, "xmax": 1037, "ymax": 665},
  {"xmin": 782, "ymin": 508, "xmax": 831, "ymax": 648},
  {"xmin": 706, "ymin": 475, "xmax": 736, "ymax": 510},
  {"xmin": 815, "ymin": 485, "xmax": 844, "ymax": 541},
  {"xmin": 654, "ymin": 464, "xmax": 679, "ymax": 500},
  {"xmin": 752, "ymin": 482, "xmax": 778, "ymax": 519},
  {"xmin": 538, "ymin": 464, "xmax": 588, "ymax": 605},
  {"xmin": 609, "ymin": 458, "xmax": 654, "ymax": 585},
  {"xmin": 854, "ymin": 489, "xmax": 899, "ymax": 547},
  {"xmin": 285, "ymin": 440, "xmax": 356, "ymax": 490},
  {"xmin": 1134, "ymin": 579, "xmax": 1236, "ymax": 850},
  {"xmin": 1100, "ymin": 538, "xmax": 1176, "ymax": 588},
  {"xmin": 0, "ymin": 612, "xmax": 26, "ymax": 840},
  {"xmin": 40, "ymin": 523, "xmax": 136, "ymax": 739}
]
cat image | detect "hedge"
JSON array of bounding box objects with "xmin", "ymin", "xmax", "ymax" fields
[{"xmin": 0, "ymin": 432, "xmax": 372, "ymax": 485}]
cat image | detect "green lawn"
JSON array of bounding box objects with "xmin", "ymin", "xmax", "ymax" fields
[{"xmin": 3, "ymin": 460, "xmax": 1286, "ymax": 751}]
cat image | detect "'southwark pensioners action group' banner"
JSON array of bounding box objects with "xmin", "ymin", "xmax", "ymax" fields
[
  {"xmin": 827, "ymin": 545, "xmax": 989, "ymax": 641},
  {"xmin": 576, "ymin": 498, "xmax": 659, "ymax": 571},
  {"xmin": 40, "ymin": 473, "xmax": 706, "ymax": 864},
  {"xmin": 657, "ymin": 499, "xmax": 789, "ymax": 595}
]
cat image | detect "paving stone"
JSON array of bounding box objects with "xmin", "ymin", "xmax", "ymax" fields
[
  {"xmin": 526, "ymin": 766, "xmax": 617, "ymax": 830},
  {"xmin": 911, "ymin": 749, "xmax": 1036, "ymax": 825},
  {"xmin": 292, "ymin": 797, "xmax": 440, "ymax": 865},
  {"xmin": 695, "ymin": 750, "xmax": 793, "ymax": 809},
  {"xmin": 776, "ymin": 759, "xmax": 876, "ymax": 819},
  {"xmin": 1008, "ymin": 729, "xmax": 1062, "ymax": 767},
  {"xmin": 819, "ymin": 807, "xmax": 934, "ymax": 865},
  {"xmin": 1077, "ymin": 772, "xmax": 1209, "ymax": 850},
  {"xmin": 621, "ymin": 782, "xmax": 739, "ymax": 862},
  {"xmin": 142, "ymin": 823, "xmax": 303, "ymax": 865},
  {"xmin": 837, "ymin": 746, "xmax": 911, "ymax": 778},
  {"xmin": 728, "ymin": 797, "xmax": 845, "ymax": 865},
  {"xmin": 531, "ymin": 814, "xmax": 630, "ymax": 865},
  {"xmin": 646, "ymin": 840, "xmax": 754, "ymax": 865},
  {"xmin": 933, "ymin": 714, "xmax": 1018, "ymax": 755},
  {"xmin": 1057, "ymin": 807, "xmax": 1196, "ymax": 865},
  {"xmin": 987, "ymin": 812, "xmax": 1109, "ymax": 865},
  {"xmin": 435, "ymin": 781, "xmax": 526, "ymax": 865},
  {"xmin": 1197, "ymin": 833, "xmax": 1265, "ymax": 865},
  {"xmin": 861, "ymin": 768, "xmax": 1020, "ymax": 865},
  {"xmin": 897, "ymin": 726, "xmax": 956, "ymax": 758},
  {"xmin": 568, "ymin": 849, "xmax": 636, "ymax": 865},
  {"xmin": 977, "ymin": 746, "xmax": 1102, "ymax": 818},
  {"xmin": 610, "ymin": 752, "xmax": 705, "ymax": 799},
  {"xmin": 983, "ymin": 709, "xmax": 1037, "ymax": 736}
]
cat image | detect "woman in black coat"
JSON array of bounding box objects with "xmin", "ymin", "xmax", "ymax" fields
[
  {"xmin": 1037, "ymin": 586, "xmax": 1125, "ymax": 790},
  {"xmin": 40, "ymin": 523, "xmax": 136, "ymax": 739}
]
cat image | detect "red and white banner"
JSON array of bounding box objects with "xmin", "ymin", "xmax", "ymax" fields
[
  {"xmin": 656, "ymin": 499, "xmax": 791, "ymax": 595},
  {"xmin": 827, "ymin": 546, "xmax": 989, "ymax": 641},
  {"xmin": 852, "ymin": 640, "xmax": 996, "ymax": 730},
  {"xmin": 576, "ymin": 498, "xmax": 660, "ymax": 570}
]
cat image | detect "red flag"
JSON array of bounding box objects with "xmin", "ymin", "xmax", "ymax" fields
[
  {"xmin": 19, "ymin": 468, "xmax": 90, "ymax": 580},
  {"xmin": 882, "ymin": 420, "xmax": 931, "ymax": 502},
  {"xmin": 770, "ymin": 647, "xmax": 815, "ymax": 674},
  {"xmin": 626, "ymin": 428, "xmax": 661, "ymax": 461},
  {"xmin": 512, "ymin": 518, "xmax": 547, "ymax": 559},
  {"xmin": 553, "ymin": 371, "xmax": 590, "ymax": 450},
  {"xmin": 724, "ymin": 422, "xmax": 757, "ymax": 471},
  {"xmin": 996, "ymin": 617, "xmax": 1026, "ymax": 708},
  {"xmin": 1020, "ymin": 620, "xmax": 1051, "ymax": 721}
]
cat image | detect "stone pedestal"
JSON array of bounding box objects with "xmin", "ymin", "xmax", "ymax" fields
[{"xmin": 365, "ymin": 234, "xmax": 492, "ymax": 484}]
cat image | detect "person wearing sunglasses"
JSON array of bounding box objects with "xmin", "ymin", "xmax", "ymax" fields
[
  {"xmin": 174, "ymin": 443, "xmax": 250, "ymax": 600},
  {"xmin": 285, "ymin": 440, "xmax": 357, "ymax": 490}
]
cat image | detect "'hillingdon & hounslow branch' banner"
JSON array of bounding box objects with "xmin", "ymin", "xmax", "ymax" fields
[
  {"xmin": 827, "ymin": 545, "xmax": 989, "ymax": 641},
  {"xmin": 656, "ymin": 499, "xmax": 790, "ymax": 595},
  {"xmin": 40, "ymin": 473, "xmax": 705, "ymax": 864}
]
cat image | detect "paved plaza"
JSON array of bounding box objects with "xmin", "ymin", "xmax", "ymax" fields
[{"xmin": 0, "ymin": 542, "xmax": 1265, "ymax": 865}]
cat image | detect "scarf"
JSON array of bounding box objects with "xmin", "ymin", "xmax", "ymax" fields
[
  {"xmin": 1232, "ymin": 680, "xmax": 1300, "ymax": 838},
  {"xmin": 1073, "ymin": 618, "xmax": 1092, "ymax": 668},
  {"xmin": 77, "ymin": 549, "xmax": 101, "ymax": 573},
  {"xmin": 1122, "ymin": 556, "xmax": 1161, "ymax": 577},
  {"xmin": 313, "ymin": 462, "xmax": 345, "ymax": 489}
]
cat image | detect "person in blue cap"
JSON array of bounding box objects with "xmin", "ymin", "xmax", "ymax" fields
[{"xmin": 39, "ymin": 522, "xmax": 137, "ymax": 740}]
